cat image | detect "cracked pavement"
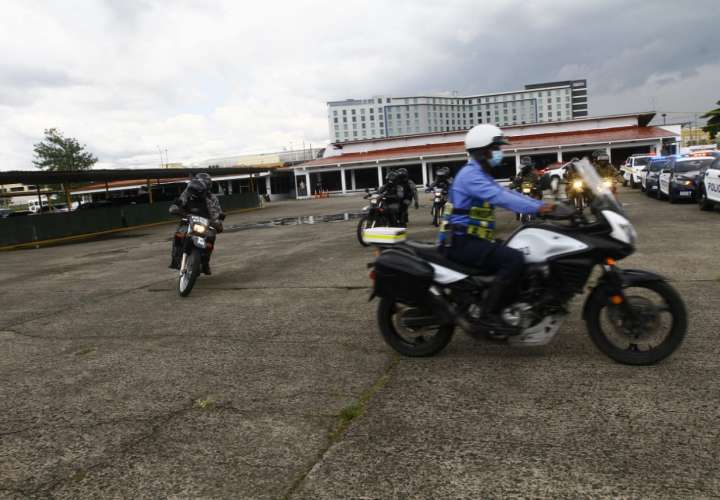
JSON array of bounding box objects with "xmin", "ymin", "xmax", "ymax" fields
[{"xmin": 1, "ymin": 190, "xmax": 720, "ymax": 499}]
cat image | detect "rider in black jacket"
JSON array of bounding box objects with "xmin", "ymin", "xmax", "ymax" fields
[{"xmin": 169, "ymin": 179, "xmax": 223, "ymax": 275}]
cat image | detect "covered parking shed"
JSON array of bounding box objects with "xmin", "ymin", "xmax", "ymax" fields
[{"xmin": 0, "ymin": 167, "xmax": 267, "ymax": 248}]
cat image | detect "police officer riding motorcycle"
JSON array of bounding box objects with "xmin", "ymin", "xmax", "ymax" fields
[
  {"xmin": 510, "ymin": 156, "xmax": 543, "ymax": 222},
  {"xmin": 395, "ymin": 167, "xmax": 419, "ymax": 225},
  {"xmin": 169, "ymin": 175, "xmax": 224, "ymax": 276},
  {"xmin": 377, "ymin": 170, "xmax": 404, "ymax": 226},
  {"xmin": 440, "ymin": 124, "xmax": 555, "ymax": 335},
  {"xmin": 426, "ymin": 167, "xmax": 452, "ymax": 226},
  {"xmin": 591, "ymin": 149, "xmax": 619, "ymax": 195}
]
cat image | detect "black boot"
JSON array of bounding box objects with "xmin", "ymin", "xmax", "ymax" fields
[
  {"xmin": 201, "ymin": 255, "xmax": 212, "ymax": 275},
  {"xmin": 475, "ymin": 279, "xmax": 520, "ymax": 337}
]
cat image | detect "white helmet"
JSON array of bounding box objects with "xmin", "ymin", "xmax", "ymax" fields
[{"xmin": 464, "ymin": 124, "xmax": 509, "ymax": 151}]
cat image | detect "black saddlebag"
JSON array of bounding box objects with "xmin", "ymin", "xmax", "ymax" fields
[{"xmin": 374, "ymin": 249, "xmax": 435, "ymax": 303}]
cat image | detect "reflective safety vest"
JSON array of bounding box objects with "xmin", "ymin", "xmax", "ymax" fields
[{"xmin": 437, "ymin": 201, "xmax": 496, "ymax": 245}]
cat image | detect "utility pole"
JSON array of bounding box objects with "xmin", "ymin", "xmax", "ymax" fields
[{"xmin": 157, "ymin": 146, "xmax": 164, "ymax": 168}]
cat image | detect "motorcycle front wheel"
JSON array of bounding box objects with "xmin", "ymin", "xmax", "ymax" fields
[
  {"xmin": 585, "ymin": 281, "xmax": 687, "ymax": 365},
  {"xmin": 377, "ymin": 297, "xmax": 455, "ymax": 357},
  {"xmin": 178, "ymin": 248, "xmax": 201, "ymax": 297}
]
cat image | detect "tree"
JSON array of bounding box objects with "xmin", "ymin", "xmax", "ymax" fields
[
  {"xmin": 33, "ymin": 128, "xmax": 98, "ymax": 171},
  {"xmin": 701, "ymin": 100, "xmax": 720, "ymax": 141}
]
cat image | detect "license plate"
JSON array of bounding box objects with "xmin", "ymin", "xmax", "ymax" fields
[
  {"xmin": 650, "ymin": 186, "xmax": 657, "ymax": 190},
  {"xmin": 679, "ymin": 191, "xmax": 692, "ymax": 196}
]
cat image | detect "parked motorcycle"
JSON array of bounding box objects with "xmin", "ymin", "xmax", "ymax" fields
[
  {"xmin": 367, "ymin": 160, "xmax": 686, "ymax": 365},
  {"xmin": 357, "ymin": 190, "xmax": 397, "ymax": 247},
  {"xmin": 177, "ymin": 213, "xmax": 224, "ymax": 296},
  {"xmin": 429, "ymin": 187, "xmax": 447, "ymax": 227}
]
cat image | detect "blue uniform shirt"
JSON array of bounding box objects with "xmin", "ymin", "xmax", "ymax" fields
[{"xmin": 448, "ymin": 159, "xmax": 543, "ymax": 228}]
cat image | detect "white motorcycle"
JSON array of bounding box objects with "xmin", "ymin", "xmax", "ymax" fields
[{"xmin": 368, "ymin": 160, "xmax": 687, "ymax": 365}]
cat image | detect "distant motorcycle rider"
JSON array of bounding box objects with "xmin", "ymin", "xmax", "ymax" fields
[
  {"xmin": 510, "ymin": 156, "xmax": 540, "ymax": 190},
  {"xmin": 169, "ymin": 176, "xmax": 224, "ymax": 275},
  {"xmin": 428, "ymin": 167, "xmax": 453, "ymax": 191},
  {"xmin": 591, "ymin": 150, "xmax": 617, "ymax": 178},
  {"xmin": 377, "ymin": 170, "xmax": 403, "ymax": 226},
  {"xmin": 396, "ymin": 167, "xmax": 419, "ymax": 225},
  {"xmin": 440, "ymin": 124, "xmax": 554, "ymax": 335}
]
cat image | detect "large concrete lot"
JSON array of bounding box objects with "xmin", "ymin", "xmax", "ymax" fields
[{"xmin": 1, "ymin": 189, "xmax": 719, "ymax": 499}]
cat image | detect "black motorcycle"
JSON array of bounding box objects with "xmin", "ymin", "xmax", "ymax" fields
[
  {"xmin": 176, "ymin": 213, "xmax": 225, "ymax": 296},
  {"xmin": 357, "ymin": 190, "xmax": 400, "ymax": 247},
  {"xmin": 511, "ymin": 177, "xmax": 543, "ymax": 223},
  {"xmin": 429, "ymin": 187, "xmax": 448, "ymax": 227},
  {"xmin": 367, "ymin": 161, "xmax": 687, "ymax": 365}
]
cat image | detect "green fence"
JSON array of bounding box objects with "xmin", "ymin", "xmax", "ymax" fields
[{"xmin": 0, "ymin": 193, "xmax": 259, "ymax": 247}]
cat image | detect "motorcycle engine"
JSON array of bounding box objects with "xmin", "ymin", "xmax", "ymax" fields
[{"xmin": 501, "ymin": 302, "xmax": 536, "ymax": 329}]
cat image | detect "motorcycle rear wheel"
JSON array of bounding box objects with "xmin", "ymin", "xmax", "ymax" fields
[
  {"xmin": 585, "ymin": 281, "xmax": 687, "ymax": 365},
  {"xmin": 377, "ymin": 297, "xmax": 454, "ymax": 357},
  {"xmin": 357, "ymin": 215, "xmax": 386, "ymax": 247},
  {"xmin": 178, "ymin": 248, "xmax": 201, "ymax": 297}
]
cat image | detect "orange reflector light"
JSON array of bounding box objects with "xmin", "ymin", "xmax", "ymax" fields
[
  {"xmin": 374, "ymin": 248, "xmax": 381, "ymax": 257},
  {"xmin": 610, "ymin": 295, "xmax": 623, "ymax": 305},
  {"xmin": 605, "ymin": 258, "xmax": 616, "ymax": 266}
]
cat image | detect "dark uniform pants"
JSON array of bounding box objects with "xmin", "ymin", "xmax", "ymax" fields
[{"xmin": 445, "ymin": 235, "xmax": 525, "ymax": 312}]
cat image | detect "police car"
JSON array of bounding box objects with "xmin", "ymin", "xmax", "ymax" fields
[
  {"xmin": 642, "ymin": 157, "xmax": 670, "ymax": 196},
  {"xmin": 657, "ymin": 156, "xmax": 715, "ymax": 203},
  {"xmin": 622, "ymin": 154, "xmax": 654, "ymax": 188},
  {"xmin": 698, "ymin": 157, "xmax": 720, "ymax": 211}
]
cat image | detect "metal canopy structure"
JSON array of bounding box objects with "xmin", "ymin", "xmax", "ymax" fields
[{"xmin": 0, "ymin": 166, "xmax": 269, "ymax": 185}]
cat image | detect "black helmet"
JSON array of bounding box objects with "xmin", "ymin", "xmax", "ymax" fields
[
  {"xmin": 520, "ymin": 164, "xmax": 533, "ymax": 176},
  {"xmin": 396, "ymin": 168, "xmax": 408, "ymax": 181},
  {"xmin": 592, "ymin": 150, "xmax": 610, "ymax": 162},
  {"xmin": 520, "ymin": 156, "xmax": 534, "ymax": 167},
  {"xmin": 436, "ymin": 167, "xmax": 450, "ymax": 177},
  {"xmin": 187, "ymin": 179, "xmax": 207, "ymax": 199},
  {"xmin": 195, "ymin": 172, "xmax": 212, "ymax": 189},
  {"xmin": 386, "ymin": 171, "xmax": 398, "ymax": 183}
]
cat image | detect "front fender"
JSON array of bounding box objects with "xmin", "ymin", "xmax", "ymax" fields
[{"xmin": 582, "ymin": 269, "xmax": 667, "ymax": 320}]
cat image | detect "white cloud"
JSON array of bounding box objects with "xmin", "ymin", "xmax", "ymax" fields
[{"xmin": 0, "ymin": 0, "xmax": 718, "ymax": 171}]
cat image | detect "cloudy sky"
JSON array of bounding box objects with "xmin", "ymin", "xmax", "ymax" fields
[{"xmin": 1, "ymin": 0, "xmax": 719, "ymax": 170}]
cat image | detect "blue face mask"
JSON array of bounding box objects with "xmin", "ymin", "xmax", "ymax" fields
[{"xmin": 489, "ymin": 150, "xmax": 504, "ymax": 167}]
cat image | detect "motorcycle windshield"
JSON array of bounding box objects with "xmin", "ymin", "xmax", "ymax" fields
[{"xmin": 574, "ymin": 159, "xmax": 625, "ymax": 215}]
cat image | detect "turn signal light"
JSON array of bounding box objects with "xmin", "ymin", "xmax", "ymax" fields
[
  {"xmin": 605, "ymin": 257, "xmax": 616, "ymax": 266},
  {"xmin": 610, "ymin": 295, "xmax": 624, "ymax": 305},
  {"xmin": 369, "ymin": 270, "xmax": 376, "ymax": 281}
]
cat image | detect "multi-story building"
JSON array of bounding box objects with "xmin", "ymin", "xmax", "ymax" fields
[{"xmin": 327, "ymin": 80, "xmax": 588, "ymax": 143}]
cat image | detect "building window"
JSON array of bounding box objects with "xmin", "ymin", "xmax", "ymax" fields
[
  {"xmin": 333, "ymin": 110, "xmax": 337, "ymax": 116},
  {"xmin": 343, "ymin": 117, "xmax": 347, "ymax": 123},
  {"xmin": 352, "ymin": 117, "xmax": 356, "ymax": 122},
  {"xmin": 351, "ymin": 109, "xmax": 356, "ymax": 115},
  {"xmin": 342, "ymin": 110, "xmax": 347, "ymax": 115}
]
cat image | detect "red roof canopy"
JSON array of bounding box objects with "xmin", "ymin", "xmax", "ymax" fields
[{"xmin": 301, "ymin": 126, "xmax": 675, "ymax": 168}]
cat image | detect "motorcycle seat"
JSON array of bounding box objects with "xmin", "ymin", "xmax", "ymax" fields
[{"xmin": 404, "ymin": 241, "xmax": 495, "ymax": 278}]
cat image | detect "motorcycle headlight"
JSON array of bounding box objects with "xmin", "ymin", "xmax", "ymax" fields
[
  {"xmin": 192, "ymin": 223, "xmax": 207, "ymax": 234},
  {"xmin": 371, "ymin": 199, "xmax": 378, "ymax": 205},
  {"xmin": 603, "ymin": 179, "xmax": 613, "ymax": 187},
  {"xmin": 522, "ymin": 188, "xmax": 531, "ymax": 193},
  {"xmin": 573, "ymin": 180, "xmax": 584, "ymax": 189}
]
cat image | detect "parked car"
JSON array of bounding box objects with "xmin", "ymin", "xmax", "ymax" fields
[
  {"xmin": 658, "ymin": 156, "xmax": 715, "ymax": 203},
  {"xmin": 698, "ymin": 157, "xmax": 720, "ymax": 211},
  {"xmin": 0, "ymin": 208, "xmax": 11, "ymax": 218},
  {"xmin": 622, "ymin": 154, "xmax": 654, "ymax": 188},
  {"xmin": 643, "ymin": 157, "xmax": 670, "ymax": 197}
]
